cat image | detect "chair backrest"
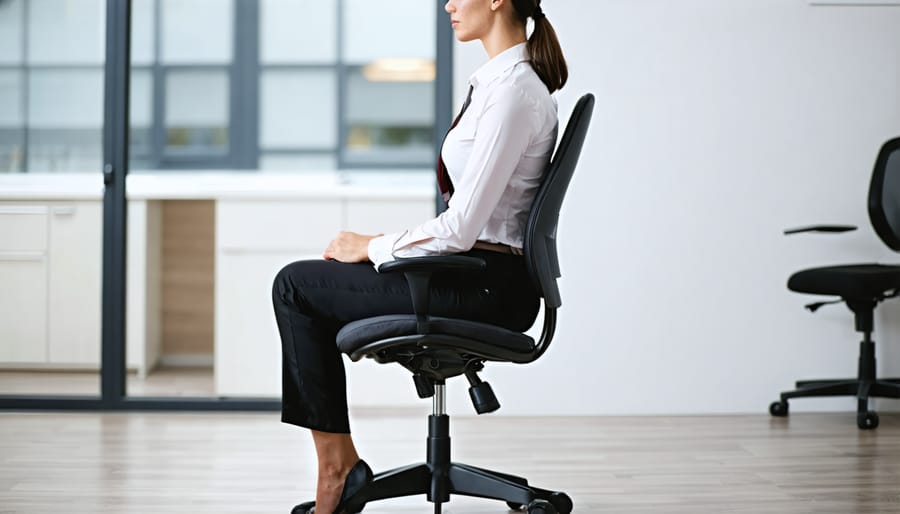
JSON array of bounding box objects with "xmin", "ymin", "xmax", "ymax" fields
[
  {"xmin": 524, "ymin": 93, "xmax": 595, "ymax": 309},
  {"xmin": 868, "ymin": 136, "xmax": 900, "ymax": 252}
]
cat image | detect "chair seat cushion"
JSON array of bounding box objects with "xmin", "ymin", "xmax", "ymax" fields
[
  {"xmin": 337, "ymin": 315, "xmax": 535, "ymax": 356},
  {"xmin": 788, "ymin": 264, "xmax": 900, "ymax": 298}
]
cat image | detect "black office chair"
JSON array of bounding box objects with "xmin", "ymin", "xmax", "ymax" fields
[
  {"xmin": 769, "ymin": 136, "xmax": 900, "ymax": 430},
  {"xmin": 299, "ymin": 94, "xmax": 594, "ymax": 514}
]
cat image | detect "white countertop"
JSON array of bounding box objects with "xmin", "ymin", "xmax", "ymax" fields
[{"xmin": 0, "ymin": 171, "xmax": 435, "ymax": 201}]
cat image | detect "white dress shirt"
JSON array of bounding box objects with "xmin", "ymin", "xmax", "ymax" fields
[{"xmin": 367, "ymin": 43, "xmax": 559, "ymax": 270}]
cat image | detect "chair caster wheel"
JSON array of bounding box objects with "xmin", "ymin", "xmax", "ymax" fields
[
  {"xmin": 527, "ymin": 499, "xmax": 557, "ymax": 514},
  {"xmin": 858, "ymin": 411, "xmax": 879, "ymax": 430},
  {"xmin": 769, "ymin": 400, "xmax": 788, "ymax": 417},
  {"xmin": 507, "ymin": 501, "xmax": 524, "ymax": 511},
  {"xmin": 549, "ymin": 492, "xmax": 573, "ymax": 514}
]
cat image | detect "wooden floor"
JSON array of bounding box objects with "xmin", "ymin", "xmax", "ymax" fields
[{"xmin": 2, "ymin": 411, "xmax": 900, "ymax": 513}]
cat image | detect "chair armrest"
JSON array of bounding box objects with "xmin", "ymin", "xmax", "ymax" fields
[
  {"xmin": 378, "ymin": 256, "xmax": 486, "ymax": 333},
  {"xmin": 783, "ymin": 224, "xmax": 858, "ymax": 235},
  {"xmin": 377, "ymin": 255, "xmax": 487, "ymax": 274}
]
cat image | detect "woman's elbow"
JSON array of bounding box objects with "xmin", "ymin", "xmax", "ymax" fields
[{"xmin": 455, "ymin": 231, "xmax": 481, "ymax": 253}]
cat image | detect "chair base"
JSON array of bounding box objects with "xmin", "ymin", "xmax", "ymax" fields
[
  {"xmin": 770, "ymin": 338, "xmax": 900, "ymax": 429},
  {"xmin": 326, "ymin": 415, "xmax": 572, "ymax": 514}
]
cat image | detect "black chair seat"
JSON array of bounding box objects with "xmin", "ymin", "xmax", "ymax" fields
[
  {"xmin": 337, "ymin": 314, "xmax": 536, "ymax": 357},
  {"xmin": 788, "ymin": 264, "xmax": 900, "ymax": 298}
]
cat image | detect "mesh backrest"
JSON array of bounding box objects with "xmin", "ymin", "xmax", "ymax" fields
[
  {"xmin": 868, "ymin": 136, "xmax": 900, "ymax": 252},
  {"xmin": 523, "ymin": 94, "xmax": 595, "ymax": 309}
]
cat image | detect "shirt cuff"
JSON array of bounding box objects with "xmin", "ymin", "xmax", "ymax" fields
[{"xmin": 368, "ymin": 232, "xmax": 401, "ymax": 270}]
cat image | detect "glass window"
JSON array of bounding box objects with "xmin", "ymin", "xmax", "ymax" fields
[
  {"xmin": 26, "ymin": 69, "xmax": 103, "ymax": 172},
  {"xmin": 6, "ymin": 0, "xmax": 441, "ymax": 173},
  {"xmin": 0, "ymin": 71, "xmax": 23, "ymax": 126},
  {"xmin": 0, "ymin": 69, "xmax": 24, "ymax": 172},
  {"xmin": 341, "ymin": 0, "xmax": 436, "ymax": 166},
  {"xmin": 259, "ymin": 153, "xmax": 337, "ymax": 172},
  {"xmin": 26, "ymin": 129, "xmax": 102, "ymax": 172},
  {"xmin": 0, "ymin": 0, "xmax": 23, "ymax": 64},
  {"xmin": 161, "ymin": 0, "xmax": 233, "ymax": 64},
  {"xmin": 28, "ymin": 70, "xmax": 104, "ymax": 129},
  {"xmin": 345, "ymin": 69, "xmax": 433, "ymax": 164},
  {"xmin": 130, "ymin": 70, "xmax": 154, "ymax": 132},
  {"xmin": 343, "ymin": 0, "xmax": 435, "ymax": 64},
  {"xmin": 130, "ymin": 69, "xmax": 154, "ymax": 161},
  {"xmin": 164, "ymin": 70, "xmax": 230, "ymax": 154},
  {"xmin": 27, "ymin": 0, "xmax": 106, "ymax": 65},
  {"xmin": 0, "ymin": 131, "xmax": 24, "ymax": 173},
  {"xmin": 260, "ymin": 69, "xmax": 337, "ymax": 149},
  {"xmin": 260, "ymin": 0, "xmax": 336, "ymax": 64},
  {"xmin": 131, "ymin": 0, "xmax": 156, "ymax": 66}
]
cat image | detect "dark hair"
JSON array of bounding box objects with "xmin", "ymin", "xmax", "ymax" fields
[{"xmin": 510, "ymin": 0, "xmax": 568, "ymax": 93}]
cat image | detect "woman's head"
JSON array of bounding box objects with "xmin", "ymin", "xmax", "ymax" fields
[{"xmin": 444, "ymin": 0, "xmax": 568, "ymax": 93}]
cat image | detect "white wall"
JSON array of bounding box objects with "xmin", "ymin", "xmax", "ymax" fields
[{"xmin": 444, "ymin": 0, "xmax": 900, "ymax": 416}]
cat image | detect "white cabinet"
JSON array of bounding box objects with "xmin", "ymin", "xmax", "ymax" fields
[
  {"xmin": 0, "ymin": 202, "xmax": 100, "ymax": 367},
  {"xmin": 214, "ymin": 196, "xmax": 433, "ymax": 398},
  {"xmin": 125, "ymin": 200, "xmax": 162, "ymax": 378},
  {"xmin": 0, "ymin": 205, "xmax": 49, "ymax": 363},
  {"xmin": 0, "ymin": 200, "xmax": 154, "ymax": 374},
  {"xmin": 47, "ymin": 203, "xmax": 103, "ymax": 364},
  {"xmin": 215, "ymin": 200, "xmax": 343, "ymax": 396},
  {"xmin": 215, "ymin": 252, "xmax": 295, "ymax": 396},
  {"xmin": 215, "ymin": 199, "xmax": 342, "ymax": 397}
]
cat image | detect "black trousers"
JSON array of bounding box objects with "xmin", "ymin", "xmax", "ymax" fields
[{"xmin": 272, "ymin": 249, "xmax": 540, "ymax": 433}]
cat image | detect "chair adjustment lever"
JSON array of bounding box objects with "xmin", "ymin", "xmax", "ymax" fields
[
  {"xmin": 413, "ymin": 374, "xmax": 435, "ymax": 399},
  {"xmin": 805, "ymin": 299, "xmax": 842, "ymax": 313},
  {"xmin": 465, "ymin": 368, "xmax": 500, "ymax": 414}
]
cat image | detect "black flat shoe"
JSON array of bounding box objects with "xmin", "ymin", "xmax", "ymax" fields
[
  {"xmin": 291, "ymin": 501, "xmax": 315, "ymax": 514},
  {"xmin": 291, "ymin": 460, "xmax": 374, "ymax": 514}
]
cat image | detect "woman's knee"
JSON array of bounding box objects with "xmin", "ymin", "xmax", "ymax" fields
[
  {"xmin": 273, "ymin": 260, "xmax": 317, "ymax": 309},
  {"xmin": 273, "ymin": 258, "xmax": 346, "ymax": 310}
]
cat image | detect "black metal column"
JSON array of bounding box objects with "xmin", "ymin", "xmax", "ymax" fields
[
  {"xmin": 434, "ymin": 0, "xmax": 454, "ymax": 213},
  {"xmin": 100, "ymin": 0, "xmax": 132, "ymax": 405},
  {"xmin": 232, "ymin": 0, "xmax": 260, "ymax": 169}
]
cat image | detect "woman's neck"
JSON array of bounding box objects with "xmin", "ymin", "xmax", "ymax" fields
[{"xmin": 481, "ymin": 21, "xmax": 527, "ymax": 59}]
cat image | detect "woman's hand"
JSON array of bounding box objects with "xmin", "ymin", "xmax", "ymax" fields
[{"xmin": 323, "ymin": 231, "xmax": 382, "ymax": 263}]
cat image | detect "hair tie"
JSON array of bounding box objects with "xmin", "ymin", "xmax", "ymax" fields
[{"xmin": 532, "ymin": 6, "xmax": 545, "ymax": 20}]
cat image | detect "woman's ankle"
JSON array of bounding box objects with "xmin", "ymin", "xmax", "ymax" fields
[{"xmin": 318, "ymin": 455, "xmax": 359, "ymax": 480}]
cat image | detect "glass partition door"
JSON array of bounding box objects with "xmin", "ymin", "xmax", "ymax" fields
[{"xmin": 0, "ymin": 0, "xmax": 451, "ymax": 409}]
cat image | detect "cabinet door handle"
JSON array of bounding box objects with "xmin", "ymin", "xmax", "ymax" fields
[
  {"xmin": 52, "ymin": 206, "xmax": 76, "ymax": 216},
  {"xmin": 0, "ymin": 251, "xmax": 46, "ymax": 262}
]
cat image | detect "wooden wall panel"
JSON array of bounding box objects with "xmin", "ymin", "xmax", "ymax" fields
[{"xmin": 161, "ymin": 200, "xmax": 214, "ymax": 358}]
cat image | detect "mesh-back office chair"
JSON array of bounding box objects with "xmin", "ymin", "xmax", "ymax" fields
[
  {"xmin": 296, "ymin": 94, "xmax": 594, "ymax": 514},
  {"xmin": 769, "ymin": 137, "xmax": 900, "ymax": 430}
]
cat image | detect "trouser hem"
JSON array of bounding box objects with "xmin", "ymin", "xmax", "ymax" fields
[{"xmin": 281, "ymin": 409, "xmax": 351, "ymax": 434}]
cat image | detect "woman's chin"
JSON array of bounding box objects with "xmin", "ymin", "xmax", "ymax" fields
[{"xmin": 454, "ymin": 31, "xmax": 476, "ymax": 43}]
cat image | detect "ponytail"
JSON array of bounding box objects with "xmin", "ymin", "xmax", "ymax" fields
[{"xmin": 511, "ymin": 0, "xmax": 568, "ymax": 93}]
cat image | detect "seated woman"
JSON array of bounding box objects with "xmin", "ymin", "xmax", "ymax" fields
[{"xmin": 271, "ymin": 1, "xmax": 568, "ymax": 512}]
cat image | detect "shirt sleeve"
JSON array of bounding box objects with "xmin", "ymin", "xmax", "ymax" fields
[{"xmin": 368, "ymin": 87, "xmax": 538, "ymax": 270}]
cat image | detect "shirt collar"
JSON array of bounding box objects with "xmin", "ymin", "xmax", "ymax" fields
[{"xmin": 468, "ymin": 42, "xmax": 529, "ymax": 90}]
